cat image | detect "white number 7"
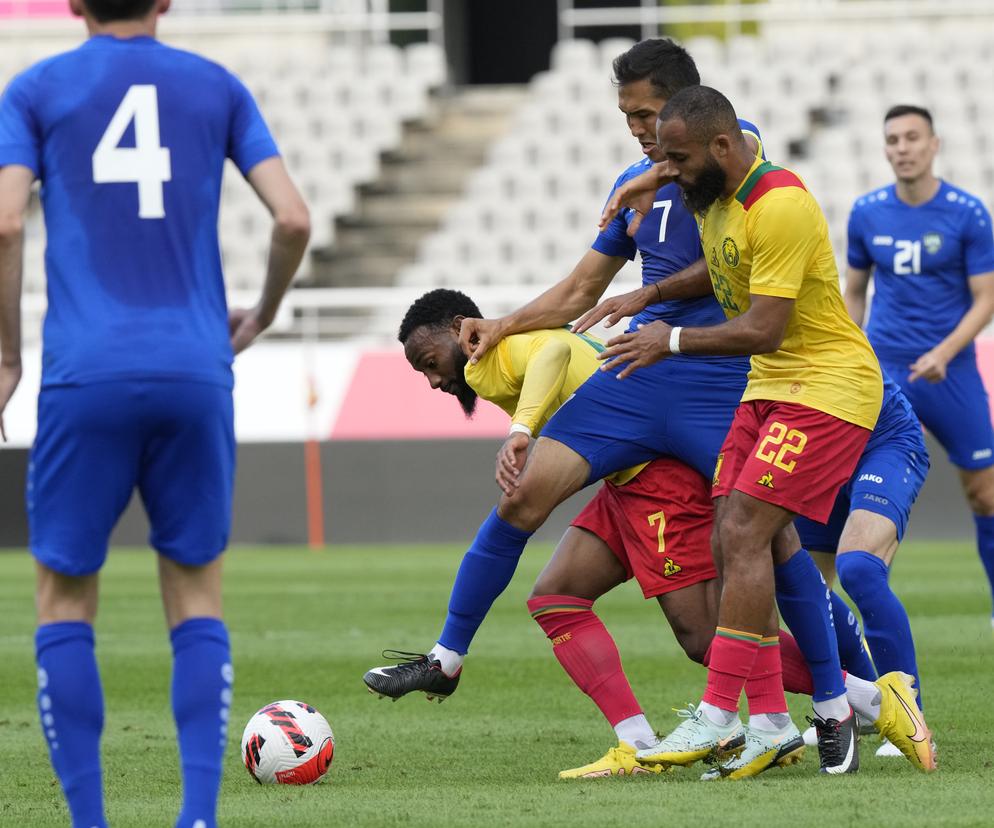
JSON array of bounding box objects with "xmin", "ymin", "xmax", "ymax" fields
[
  {"xmin": 92, "ymin": 85, "xmax": 172, "ymax": 219},
  {"xmin": 653, "ymin": 199, "xmax": 672, "ymax": 243}
]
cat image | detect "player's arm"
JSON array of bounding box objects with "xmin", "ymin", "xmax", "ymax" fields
[
  {"xmin": 597, "ymin": 161, "xmax": 676, "ymax": 236},
  {"xmin": 909, "ymin": 271, "xmax": 994, "ymax": 383},
  {"xmin": 598, "ymin": 294, "xmax": 793, "ymax": 379},
  {"xmin": 0, "ymin": 165, "xmax": 32, "ymax": 440},
  {"xmin": 229, "ymin": 157, "xmax": 310, "ymax": 354},
  {"xmin": 495, "ymin": 334, "xmax": 572, "ymax": 495},
  {"xmin": 843, "ymin": 265, "xmax": 871, "ymax": 326},
  {"xmin": 460, "ymin": 248, "xmax": 626, "ymax": 364},
  {"xmin": 572, "ymin": 257, "xmax": 711, "ymax": 334}
]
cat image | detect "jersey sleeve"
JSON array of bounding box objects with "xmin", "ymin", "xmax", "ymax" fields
[
  {"xmin": 591, "ymin": 171, "xmax": 638, "ymax": 260},
  {"xmin": 0, "ymin": 71, "xmax": 41, "ymax": 175},
  {"xmin": 737, "ymin": 118, "xmax": 766, "ymax": 161},
  {"xmin": 846, "ymin": 204, "xmax": 872, "ymax": 270},
  {"xmin": 963, "ymin": 201, "xmax": 994, "ymax": 277},
  {"xmin": 748, "ymin": 192, "xmax": 821, "ymax": 299},
  {"xmin": 226, "ymin": 72, "xmax": 280, "ymax": 176},
  {"xmin": 504, "ymin": 332, "xmax": 572, "ymax": 434}
]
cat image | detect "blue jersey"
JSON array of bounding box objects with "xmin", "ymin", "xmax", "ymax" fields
[
  {"xmin": 848, "ymin": 181, "xmax": 994, "ymax": 366},
  {"xmin": 592, "ymin": 118, "xmax": 764, "ymax": 334},
  {"xmin": 0, "ymin": 35, "xmax": 279, "ymax": 389}
]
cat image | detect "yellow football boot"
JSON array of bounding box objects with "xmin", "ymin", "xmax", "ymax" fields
[
  {"xmin": 558, "ymin": 742, "xmax": 667, "ymax": 779},
  {"xmin": 873, "ymin": 672, "xmax": 937, "ymax": 772}
]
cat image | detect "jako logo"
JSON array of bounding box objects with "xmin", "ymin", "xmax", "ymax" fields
[
  {"xmin": 858, "ymin": 473, "xmax": 884, "ymax": 484},
  {"xmin": 973, "ymin": 448, "xmax": 993, "ymax": 461}
]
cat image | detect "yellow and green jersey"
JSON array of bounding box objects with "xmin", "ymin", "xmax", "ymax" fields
[
  {"xmin": 698, "ymin": 157, "xmax": 882, "ymax": 430},
  {"xmin": 464, "ymin": 327, "xmax": 644, "ymax": 485}
]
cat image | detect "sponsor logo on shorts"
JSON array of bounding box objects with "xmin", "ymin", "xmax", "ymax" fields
[
  {"xmin": 757, "ymin": 471, "xmax": 775, "ymax": 489},
  {"xmin": 551, "ymin": 632, "xmax": 573, "ymax": 646},
  {"xmin": 972, "ymin": 448, "xmax": 993, "ymax": 461},
  {"xmin": 722, "ymin": 236, "xmax": 740, "ymax": 267},
  {"xmin": 713, "ymin": 453, "xmax": 724, "ymax": 487},
  {"xmin": 862, "ymin": 493, "xmax": 889, "ymax": 506},
  {"xmin": 858, "ymin": 473, "xmax": 884, "ymax": 484},
  {"xmin": 663, "ymin": 557, "xmax": 682, "ymax": 578}
]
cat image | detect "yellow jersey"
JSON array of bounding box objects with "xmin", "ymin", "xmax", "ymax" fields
[
  {"xmin": 464, "ymin": 327, "xmax": 644, "ymax": 485},
  {"xmin": 699, "ymin": 157, "xmax": 882, "ymax": 430}
]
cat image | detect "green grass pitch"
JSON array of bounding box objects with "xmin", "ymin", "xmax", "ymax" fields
[{"xmin": 1, "ymin": 541, "xmax": 993, "ymax": 827}]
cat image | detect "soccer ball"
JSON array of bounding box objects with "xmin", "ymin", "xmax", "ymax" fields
[{"xmin": 240, "ymin": 700, "xmax": 335, "ymax": 784}]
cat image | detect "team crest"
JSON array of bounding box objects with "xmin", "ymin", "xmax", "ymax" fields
[
  {"xmin": 922, "ymin": 232, "xmax": 942, "ymax": 254},
  {"xmin": 722, "ymin": 237, "xmax": 740, "ymax": 267},
  {"xmin": 663, "ymin": 557, "xmax": 682, "ymax": 578}
]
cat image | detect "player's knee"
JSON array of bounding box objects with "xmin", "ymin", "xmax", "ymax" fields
[
  {"xmin": 497, "ymin": 494, "xmax": 551, "ymax": 533},
  {"xmin": 836, "ymin": 551, "xmax": 887, "ymax": 600},
  {"xmin": 964, "ymin": 476, "xmax": 994, "ymax": 516}
]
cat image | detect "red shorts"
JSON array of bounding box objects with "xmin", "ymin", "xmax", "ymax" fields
[
  {"xmin": 711, "ymin": 400, "xmax": 872, "ymax": 522},
  {"xmin": 571, "ymin": 456, "xmax": 717, "ymax": 599}
]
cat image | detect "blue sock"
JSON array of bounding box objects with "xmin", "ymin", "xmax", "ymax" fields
[
  {"xmin": 438, "ymin": 508, "xmax": 533, "ymax": 655},
  {"xmin": 836, "ymin": 551, "xmax": 921, "ymax": 707},
  {"xmin": 830, "ymin": 589, "xmax": 877, "ymax": 680},
  {"xmin": 35, "ymin": 622, "xmax": 107, "ymax": 828},
  {"xmin": 774, "ymin": 549, "xmax": 846, "ymax": 701},
  {"xmin": 171, "ymin": 618, "xmax": 232, "ymax": 828},
  {"xmin": 974, "ymin": 514, "xmax": 994, "ymax": 617}
]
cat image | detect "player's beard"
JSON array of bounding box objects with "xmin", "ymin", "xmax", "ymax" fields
[
  {"xmin": 680, "ymin": 156, "xmax": 727, "ymax": 214},
  {"xmin": 451, "ymin": 351, "xmax": 478, "ymax": 417}
]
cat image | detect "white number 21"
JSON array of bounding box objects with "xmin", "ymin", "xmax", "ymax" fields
[
  {"xmin": 92, "ymin": 85, "xmax": 172, "ymax": 219},
  {"xmin": 653, "ymin": 199, "xmax": 672, "ymax": 243}
]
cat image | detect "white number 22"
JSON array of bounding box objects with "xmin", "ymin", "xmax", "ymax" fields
[
  {"xmin": 653, "ymin": 199, "xmax": 672, "ymax": 243},
  {"xmin": 92, "ymin": 85, "xmax": 172, "ymax": 219}
]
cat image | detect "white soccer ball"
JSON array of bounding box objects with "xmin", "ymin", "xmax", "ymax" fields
[{"xmin": 240, "ymin": 700, "xmax": 335, "ymax": 784}]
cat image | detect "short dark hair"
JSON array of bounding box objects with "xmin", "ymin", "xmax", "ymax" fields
[
  {"xmin": 82, "ymin": 0, "xmax": 157, "ymax": 23},
  {"xmin": 884, "ymin": 104, "xmax": 934, "ymax": 131},
  {"xmin": 612, "ymin": 38, "xmax": 700, "ymax": 100},
  {"xmin": 658, "ymin": 84, "xmax": 741, "ymax": 144},
  {"xmin": 398, "ymin": 289, "xmax": 482, "ymax": 344}
]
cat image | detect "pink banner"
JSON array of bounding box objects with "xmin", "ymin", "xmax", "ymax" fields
[{"xmin": 0, "ymin": 0, "xmax": 71, "ymax": 16}]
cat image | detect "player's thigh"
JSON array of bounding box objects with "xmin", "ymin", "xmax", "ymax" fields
[
  {"xmin": 29, "ymin": 384, "xmax": 144, "ymax": 578},
  {"xmin": 158, "ymin": 554, "xmax": 224, "ymax": 630},
  {"xmin": 531, "ymin": 524, "xmax": 628, "ymax": 601},
  {"xmin": 897, "ymin": 358, "xmax": 994, "ymax": 471},
  {"xmin": 138, "ymin": 382, "xmax": 235, "ymax": 566},
  {"xmin": 498, "ymin": 436, "xmax": 590, "ymax": 530}
]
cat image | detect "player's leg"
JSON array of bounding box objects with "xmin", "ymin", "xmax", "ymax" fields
[
  {"xmin": 139, "ymin": 381, "xmax": 235, "ymax": 828},
  {"xmin": 897, "ymin": 355, "xmax": 994, "ymax": 625},
  {"xmin": 364, "ymin": 435, "xmax": 598, "ymax": 700},
  {"xmin": 31, "ymin": 385, "xmax": 142, "ymax": 828},
  {"xmin": 960, "ymin": 465, "xmax": 994, "ymax": 627}
]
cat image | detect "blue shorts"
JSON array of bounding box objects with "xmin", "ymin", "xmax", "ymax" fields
[
  {"xmin": 541, "ymin": 354, "xmax": 749, "ymax": 483},
  {"xmin": 29, "ymin": 380, "xmax": 235, "ymax": 576},
  {"xmin": 796, "ymin": 385, "xmax": 929, "ymax": 551},
  {"xmin": 881, "ymin": 355, "xmax": 994, "ymax": 470}
]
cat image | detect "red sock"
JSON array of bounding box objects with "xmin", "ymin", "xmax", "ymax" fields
[
  {"xmin": 527, "ymin": 594, "xmax": 642, "ymax": 726},
  {"xmin": 703, "ymin": 628, "xmax": 762, "ymax": 712},
  {"xmin": 779, "ymin": 628, "xmax": 815, "ymax": 696},
  {"xmin": 744, "ymin": 636, "xmax": 788, "ymax": 715}
]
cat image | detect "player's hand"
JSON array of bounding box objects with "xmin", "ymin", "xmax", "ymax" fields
[
  {"xmin": 572, "ymin": 285, "xmax": 656, "ymax": 334},
  {"xmin": 0, "ymin": 360, "xmax": 22, "ymax": 442},
  {"xmin": 459, "ymin": 317, "xmax": 505, "ymax": 365},
  {"xmin": 229, "ymin": 306, "xmax": 268, "ymax": 355},
  {"xmin": 496, "ymin": 431, "xmax": 530, "ymax": 496},
  {"xmin": 908, "ymin": 347, "xmax": 950, "ymax": 383},
  {"xmin": 597, "ymin": 321, "xmax": 673, "ymax": 380},
  {"xmin": 597, "ymin": 161, "xmax": 677, "ymax": 237}
]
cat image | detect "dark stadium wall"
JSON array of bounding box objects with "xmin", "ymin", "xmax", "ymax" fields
[{"xmin": 0, "ymin": 435, "xmax": 982, "ymax": 548}]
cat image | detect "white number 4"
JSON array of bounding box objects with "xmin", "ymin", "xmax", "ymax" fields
[
  {"xmin": 653, "ymin": 199, "xmax": 672, "ymax": 243},
  {"xmin": 92, "ymin": 85, "xmax": 171, "ymax": 219}
]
